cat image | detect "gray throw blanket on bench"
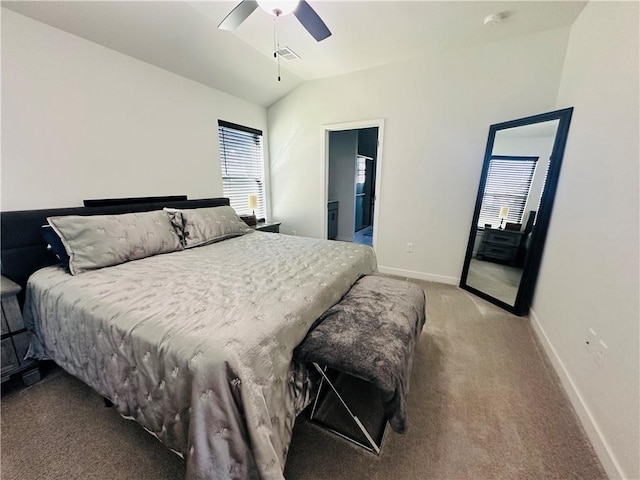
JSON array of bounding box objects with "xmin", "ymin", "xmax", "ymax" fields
[{"xmin": 295, "ymin": 275, "xmax": 426, "ymax": 433}]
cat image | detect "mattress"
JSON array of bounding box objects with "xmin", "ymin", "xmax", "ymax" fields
[{"xmin": 23, "ymin": 231, "xmax": 377, "ymax": 479}]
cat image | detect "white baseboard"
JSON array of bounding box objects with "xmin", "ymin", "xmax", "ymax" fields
[
  {"xmin": 529, "ymin": 308, "xmax": 623, "ymax": 480},
  {"xmin": 377, "ymin": 266, "xmax": 459, "ymax": 285}
]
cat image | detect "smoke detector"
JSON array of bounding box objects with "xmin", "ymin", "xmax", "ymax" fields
[
  {"xmin": 483, "ymin": 11, "xmax": 510, "ymax": 26},
  {"xmin": 274, "ymin": 46, "xmax": 301, "ymax": 61}
]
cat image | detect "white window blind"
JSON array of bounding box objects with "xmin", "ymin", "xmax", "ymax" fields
[
  {"xmin": 477, "ymin": 156, "xmax": 538, "ymax": 228},
  {"xmin": 218, "ymin": 121, "xmax": 266, "ymax": 219}
]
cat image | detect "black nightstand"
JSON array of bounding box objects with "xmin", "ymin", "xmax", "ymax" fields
[
  {"xmin": 476, "ymin": 228, "xmax": 524, "ymax": 265},
  {"xmin": 252, "ymin": 221, "xmax": 281, "ymax": 233},
  {"xmin": 1, "ymin": 276, "xmax": 40, "ymax": 386}
]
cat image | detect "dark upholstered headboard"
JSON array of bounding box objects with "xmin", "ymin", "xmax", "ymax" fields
[{"xmin": 1, "ymin": 197, "xmax": 230, "ymax": 305}]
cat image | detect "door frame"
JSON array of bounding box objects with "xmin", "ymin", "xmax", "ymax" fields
[{"xmin": 322, "ymin": 119, "xmax": 385, "ymax": 250}]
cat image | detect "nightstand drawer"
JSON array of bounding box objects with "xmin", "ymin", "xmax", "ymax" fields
[
  {"xmin": 1, "ymin": 275, "xmax": 40, "ymax": 385},
  {"xmin": 484, "ymin": 230, "xmax": 522, "ymax": 247},
  {"xmin": 1, "ymin": 312, "xmax": 9, "ymax": 335},
  {"xmin": 481, "ymin": 244, "xmax": 518, "ymax": 261},
  {"xmin": 1, "ymin": 296, "xmax": 24, "ymax": 332},
  {"xmin": 1, "ymin": 338, "xmax": 20, "ymax": 377}
]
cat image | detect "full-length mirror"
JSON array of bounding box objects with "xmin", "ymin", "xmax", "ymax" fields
[{"xmin": 460, "ymin": 108, "xmax": 573, "ymax": 315}]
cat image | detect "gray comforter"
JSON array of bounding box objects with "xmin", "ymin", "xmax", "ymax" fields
[{"xmin": 24, "ymin": 232, "xmax": 377, "ymax": 479}]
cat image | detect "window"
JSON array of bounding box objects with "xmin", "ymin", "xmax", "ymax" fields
[
  {"xmin": 534, "ymin": 160, "xmax": 551, "ymax": 220},
  {"xmin": 477, "ymin": 155, "xmax": 538, "ymax": 228},
  {"xmin": 218, "ymin": 120, "xmax": 266, "ymax": 219}
]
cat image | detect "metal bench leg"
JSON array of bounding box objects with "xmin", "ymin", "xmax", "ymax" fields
[
  {"xmin": 310, "ymin": 362, "xmax": 383, "ymax": 454},
  {"xmin": 309, "ymin": 365, "xmax": 326, "ymax": 419}
]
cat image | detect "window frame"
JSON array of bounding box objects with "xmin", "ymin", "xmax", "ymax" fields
[{"xmin": 217, "ymin": 120, "xmax": 267, "ymax": 221}]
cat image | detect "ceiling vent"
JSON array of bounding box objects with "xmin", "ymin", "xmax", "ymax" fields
[
  {"xmin": 275, "ymin": 46, "xmax": 301, "ymax": 61},
  {"xmin": 483, "ymin": 11, "xmax": 510, "ymax": 26}
]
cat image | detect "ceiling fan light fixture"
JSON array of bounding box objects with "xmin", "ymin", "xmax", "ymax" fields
[
  {"xmin": 257, "ymin": 0, "xmax": 300, "ymax": 17},
  {"xmin": 219, "ymin": 0, "xmax": 331, "ymax": 42}
]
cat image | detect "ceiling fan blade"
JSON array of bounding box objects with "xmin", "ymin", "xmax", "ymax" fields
[
  {"xmin": 294, "ymin": 0, "xmax": 331, "ymax": 41},
  {"xmin": 218, "ymin": 0, "xmax": 259, "ymax": 31}
]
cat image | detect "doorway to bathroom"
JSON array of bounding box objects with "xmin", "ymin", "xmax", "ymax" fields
[{"xmin": 324, "ymin": 120, "xmax": 383, "ymax": 248}]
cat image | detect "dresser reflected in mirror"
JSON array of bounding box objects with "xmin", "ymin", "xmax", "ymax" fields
[{"xmin": 460, "ymin": 108, "xmax": 573, "ymax": 315}]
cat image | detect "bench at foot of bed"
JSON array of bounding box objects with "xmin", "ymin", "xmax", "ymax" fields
[{"xmin": 294, "ymin": 274, "xmax": 426, "ymax": 453}]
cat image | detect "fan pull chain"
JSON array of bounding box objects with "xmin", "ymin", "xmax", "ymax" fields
[
  {"xmin": 273, "ymin": 17, "xmax": 277, "ymax": 62},
  {"xmin": 275, "ymin": 17, "xmax": 281, "ymax": 82},
  {"xmin": 277, "ymin": 48, "xmax": 281, "ymax": 82}
]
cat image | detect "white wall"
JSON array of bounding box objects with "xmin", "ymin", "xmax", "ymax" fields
[
  {"xmin": 531, "ymin": 2, "xmax": 640, "ymax": 479},
  {"xmin": 268, "ymin": 27, "xmax": 570, "ymax": 283},
  {"xmin": 1, "ymin": 9, "xmax": 268, "ymax": 210},
  {"xmin": 328, "ymin": 130, "xmax": 357, "ymax": 241}
]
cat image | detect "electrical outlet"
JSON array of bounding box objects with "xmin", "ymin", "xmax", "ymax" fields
[
  {"xmin": 290, "ymin": 230, "xmax": 297, "ymax": 236},
  {"xmin": 595, "ymin": 340, "xmax": 608, "ymax": 366},
  {"xmin": 584, "ymin": 328, "xmax": 597, "ymax": 352},
  {"xmin": 406, "ymin": 242, "xmax": 414, "ymax": 253}
]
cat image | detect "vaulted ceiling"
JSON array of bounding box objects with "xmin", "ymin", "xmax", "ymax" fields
[{"xmin": 2, "ymin": 1, "xmax": 587, "ymax": 107}]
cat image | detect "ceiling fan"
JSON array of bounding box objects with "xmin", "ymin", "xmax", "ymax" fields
[{"xmin": 218, "ymin": 0, "xmax": 332, "ymax": 42}]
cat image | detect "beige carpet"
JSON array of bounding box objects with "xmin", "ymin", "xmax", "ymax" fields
[{"xmin": 1, "ymin": 281, "xmax": 606, "ymax": 479}]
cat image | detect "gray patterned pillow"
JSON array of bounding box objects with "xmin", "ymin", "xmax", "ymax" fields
[
  {"xmin": 166, "ymin": 205, "xmax": 253, "ymax": 249},
  {"xmin": 47, "ymin": 210, "xmax": 182, "ymax": 275}
]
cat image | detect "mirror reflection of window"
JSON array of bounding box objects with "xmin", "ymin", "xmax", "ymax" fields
[
  {"xmin": 491, "ymin": 119, "xmax": 560, "ymax": 228},
  {"xmin": 477, "ymin": 156, "xmax": 538, "ymax": 228},
  {"xmin": 534, "ymin": 162, "xmax": 551, "ymax": 221}
]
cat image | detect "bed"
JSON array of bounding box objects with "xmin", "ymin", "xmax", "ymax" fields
[{"xmin": 1, "ymin": 197, "xmax": 377, "ymax": 480}]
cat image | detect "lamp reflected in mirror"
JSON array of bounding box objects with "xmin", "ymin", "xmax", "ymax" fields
[
  {"xmin": 460, "ymin": 108, "xmax": 573, "ymax": 315},
  {"xmin": 498, "ymin": 206, "xmax": 509, "ymax": 229}
]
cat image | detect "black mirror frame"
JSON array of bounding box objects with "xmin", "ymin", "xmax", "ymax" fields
[{"xmin": 460, "ymin": 107, "xmax": 574, "ymax": 316}]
